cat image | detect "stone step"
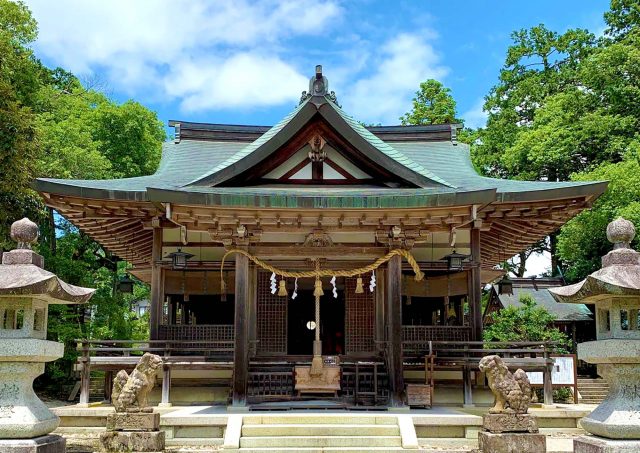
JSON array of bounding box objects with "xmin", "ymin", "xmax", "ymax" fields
[
  {"xmin": 243, "ymin": 415, "xmax": 397, "ymax": 425},
  {"xmin": 238, "ymin": 448, "xmax": 407, "ymax": 453},
  {"xmin": 242, "ymin": 424, "xmax": 399, "ymax": 437},
  {"xmin": 240, "ymin": 435, "xmax": 402, "ymax": 448},
  {"xmin": 579, "ymin": 390, "xmax": 609, "ymax": 395}
]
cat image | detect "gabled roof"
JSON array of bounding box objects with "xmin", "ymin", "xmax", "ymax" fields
[
  {"xmin": 185, "ymin": 96, "xmax": 455, "ymax": 189},
  {"xmin": 34, "ymin": 66, "xmax": 607, "ymax": 209},
  {"xmin": 489, "ymin": 278, "xmax": 593, "ymax": 322}
]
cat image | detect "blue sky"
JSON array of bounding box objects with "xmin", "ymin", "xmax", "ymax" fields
[{"xmin": 25, "ymin": 0, "xmax": 610, "ymax": 130}]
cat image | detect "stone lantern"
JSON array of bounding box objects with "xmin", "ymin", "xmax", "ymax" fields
[
  {"xmin": 550, "ymin": 217, "xmax": 640, "ymax": 452},
  {"xmin": 0, "ymin": 218, "xmax": 94, "ymax": 453}
]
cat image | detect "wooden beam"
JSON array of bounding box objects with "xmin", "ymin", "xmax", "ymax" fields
[
  {"xmin": 386, "ymin": 254, "xmax": 405, "ymax": 407},
  {"xmin": 149, "ymin": 227, "xmax": 163, "ymax": 340},
  {"xmin": 232, "ymin": 253, "xmax": 250, "ymax": 406}
]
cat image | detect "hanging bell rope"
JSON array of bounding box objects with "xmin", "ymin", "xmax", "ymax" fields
[{"xmin": 219, "ymin": 248, "xmax": 424, "ymax": 292}]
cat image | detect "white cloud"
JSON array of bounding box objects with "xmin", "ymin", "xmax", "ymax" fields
[
  {"xmin": 340, "ymin": 32, "xmax": 449, "ymax": 125},
  {"xmin": 462, "ymin": 98, "xmax": 488, "ymax": 129},
  {"xmin": 166, "ymin": 54, "xmax": 308, "ymax": 111},
  {"xmin": 25, "ymin": 0, "xmax": 341, "ymax": 109}
]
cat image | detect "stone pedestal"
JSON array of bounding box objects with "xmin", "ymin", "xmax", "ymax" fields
[
  {"xmin": 106, "ymin": 412, "xmax": 160, "ymax": 431},
  {"xmin": 482, "ymin": 413, "xmax": 538, "ymax": 433},
  {"xmin": 575, "ymin": 435, "xmax": 640, "ymax": 452},
  {"xmin": 473, "ymin": 413, "xmax": 546, "ymax": 453},
  {"xmin": 99, "ymin": 431, "xmax": 165, "ymax": 453},
  {"xmin": 0, "ymin": 340, "xmax": 64, "ymax": 438},
  {"xmin": 478, "ymin": 431, "xmax": 546, "ymax": 453},
  {"xmin": 577, "ymin": 344, "xmax": 640, "ymax": 439},
  {"xmin": 100, "ymin": 412, "xmax": 165, "ymax": 452},
  {"xmin": 0, "ymin": 434, "xmax": 66, "ymax": 453}
]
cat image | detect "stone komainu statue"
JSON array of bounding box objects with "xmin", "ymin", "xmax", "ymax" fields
[
  {"xmin": 479, "ymin": 355, "xmax": 532, "ymax": 414},
  {"xmin": 112, "ymin": 353, "xmax": 163, "ymax": 412}
]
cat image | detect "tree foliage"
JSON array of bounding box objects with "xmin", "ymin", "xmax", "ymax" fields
[
  {"xmin": 0, "ymin": 0, "xmax": 164, "ymax": 387},
  {"xmin": 483, "ymin": 295, "xmax": 570, "ymax": 352},
  {"xmin": 400, "ymin": 79, "xmax": 461, "ymax": 125}
]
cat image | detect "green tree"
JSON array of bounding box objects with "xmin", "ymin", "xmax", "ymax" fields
[
  {"xmin": 0, "ymin": 0, "xmax": 43, "ymax": 248},
  {"xmin": 474, "ymin": 25, "xmax": 595, "ymax": 179},
  {"xmin": 400, "ymin": 79, "xmax": 461, "ymax": 125},
  {"xmin": 483, "ymin": 294, "xmax": 570, "ymax": 352}
]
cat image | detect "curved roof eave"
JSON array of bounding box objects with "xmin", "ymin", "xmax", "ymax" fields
[
  {"xmin": 33, "ymin": 178, "xmax": 149, "ymax": 202},
  {"xmin": 495, "ymin": 180, "xmax": 609, "ymax": 203},
  {"xmin": 146, "ymin": 187, "xmax": 497, "ymax": 209}
]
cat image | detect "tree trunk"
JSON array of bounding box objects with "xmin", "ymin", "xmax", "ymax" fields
[
  {"xmin": 550, "ymin": 232, "xmax": 561, "ymax": 277},
  {"xmin": 517, "ymin": 251, "xmax": 527, "ymax": 277},
  {"xmin": 48, "ymin": 207, "xmax": 56, "ymax": 255}
]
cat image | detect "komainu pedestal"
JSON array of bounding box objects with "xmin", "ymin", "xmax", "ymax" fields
[
  {"xmin": 99, "ymin": 353, "xmax": 165, "ymax": 452},
  {"xmin": 474, "ymin": 355, "xmax": 546, "ymax": 453}
]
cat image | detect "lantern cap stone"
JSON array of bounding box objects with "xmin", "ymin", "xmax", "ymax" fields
[
  {"xmin": 11, "ymin": 217, "xmax": 39, "ymax": 250},
  {"xmin": 607, "ymin": 217, "xmax": 635, "ymax": 249}
]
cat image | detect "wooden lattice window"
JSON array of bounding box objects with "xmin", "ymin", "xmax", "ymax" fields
[
  {"xmin": 345, "ymin": 276, "xmax": 375, "ymax": 354},
  {"xmin": 257, "ymin": 271, "xmax": 287, "ymax": 354}
]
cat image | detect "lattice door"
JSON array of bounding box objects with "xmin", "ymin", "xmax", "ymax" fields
[
  {"xmin": 256, "ymin": 271, "xmax": 287, "ymax": 354},
  {"xmin": 345, "ymin": 276, "xmax": 375, "ymax": 354}
]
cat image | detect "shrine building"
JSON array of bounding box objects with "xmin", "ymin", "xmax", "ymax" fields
[{"xmin": 35, "ymin": 66, "xmax": 606, "ymax": 409}]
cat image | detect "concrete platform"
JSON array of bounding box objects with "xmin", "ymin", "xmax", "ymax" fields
[{"xmin": 51, "ymin": 403, "xmax": 593, "ymax": 452}]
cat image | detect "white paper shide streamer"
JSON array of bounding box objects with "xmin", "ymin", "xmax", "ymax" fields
[
  {"xmin": 330, "ymin": 276, "xmax": 337, "ymax": 298},
  {"xmin": 369, "ymin": 270, "xmax": 376, "ymax": 292},
  {"xmin": 292, "ymin": 278, "xmax": 298, "ymax": 299},
  {"xmin": 270, "ymin": 272, "xmax": 277, "ymax": 294}
]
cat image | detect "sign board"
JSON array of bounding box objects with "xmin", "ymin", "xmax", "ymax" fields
[{"xmin": 526, "ymin": 356, "xmax": 575, "ymax": 386}]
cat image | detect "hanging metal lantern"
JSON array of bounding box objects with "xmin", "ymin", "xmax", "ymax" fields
[
  {"xmin": 165, "ymin": 248, "xmax": 194, "ymax": 269},
  {"xmin": 118, "ymin": 274, "xmax": 135, "ymax": 294},
  {"xmin": 442, "ymin": 250, "xmax": 468, "ymax": 271},
  {"xmin": 498, "ymin": 275, "xmax": 514, "ymax": 295}
]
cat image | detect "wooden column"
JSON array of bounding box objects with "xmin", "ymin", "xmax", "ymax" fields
[
  {"xmin": 149, "ymin": 226, "xmax": 163, "ymax": 340},
  {"xmin": 470, "ymin": 226, "xmax": 483, "ymax": 341},
  {"xmin": 386, "ymin": 255, "xmax": 405, "ymax": 407},
  {"xmin": 79, "ymin": 341, "xmax": 91, "ymax": 405},
  {"xmin": 104, "ymin": 371, "xmax": 113, "ymax": 402},
  {"xmin": 161, "ymin": 365, "xmax": 171, "ymax": 406},
  {"xmin": 375, "ymin": 269, "xmax": 385, "ymax": 352},
  {"xmin": 232, "ymin": 254, "xmax": 250, "ymax": 406},
  {"xmin": 248, "ymin": 266, "xmax": 257, "ymax": 358}
]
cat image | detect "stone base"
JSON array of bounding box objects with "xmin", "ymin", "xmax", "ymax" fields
[
  {"xmin": 0, "ymin": 434, "xmax": 65, "ymax": 453},
  {"xmin": 477, "ymin": 431, "xmax": 546, "ymax": 453},
  {"xmin": 99, "ymin": 430, "xmax": 165, "ymax": 452},
  {"xmin": 106, "ymin": 412, "xmax": 160, "ymax": 431},
  {"xmin": 574, "ymin": 435, "xmax": 640, "ymax": 452},
  {"xmin": 482, "ymin": 413, "xmax": 538, "ymax": 433}
]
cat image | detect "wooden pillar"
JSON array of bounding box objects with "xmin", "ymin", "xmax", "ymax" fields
[
  {"xmin": 80, "ymin": 341, "xmax": 91, "ymax": 406},
  {"xmin": 248, "ymin": 266, "xmax": 257, "ymax": 358},
  {"xmin": 149, "ymin": 226, "xmax": 163, "ymax": 340},
  {"xmin": 463, "ymin": 366, "xmax": 473, "ymax": 406},
  {"xmin": 232, "ymin": 254, "xmax": 250, "ymax": 406},
  {"xmin": 386, "ymin": 255, "xmax": 405, "ymax": 407},
  {"xmin": 470, "ymin": 226, "xmax": 483, "ymax": 341},
  {"xmin": 375, "ymin": 269, "xmax": 385, "ymax": 352},
  {"xmin": 104, "ymin": 371, "xmax": 113, "ymax": 402},
  {"xmin": 161, "ymin": 365, "xmax": 171, "ymax": 406}
]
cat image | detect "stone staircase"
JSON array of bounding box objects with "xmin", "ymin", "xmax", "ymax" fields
[
  {"xmin": 578, "ymin": 378, "xmax": 609, "ymax": 404},
  {"xmin": 226, "ymin": 413, "xmax": 416, "ymax": 452}
]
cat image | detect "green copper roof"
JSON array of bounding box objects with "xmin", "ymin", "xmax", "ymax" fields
[{"xmin": 34, "ymin": 94, "xmax": 607, "ymax": 209}]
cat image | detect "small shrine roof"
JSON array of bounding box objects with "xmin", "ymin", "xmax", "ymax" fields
[{"xmin": 491, "ymin": 278, "xmax": 592, "ymax": 322}]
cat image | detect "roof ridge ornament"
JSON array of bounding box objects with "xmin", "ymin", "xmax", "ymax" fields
[{"xmin": 299, "ymin": 65, "xmax": 340, "ymax": 107}]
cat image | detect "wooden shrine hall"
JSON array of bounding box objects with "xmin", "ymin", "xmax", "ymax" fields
[{"xmin": 36, "ymin": 66, "xmax": 606, "ymax": 409}]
